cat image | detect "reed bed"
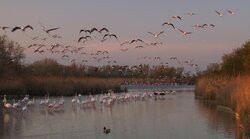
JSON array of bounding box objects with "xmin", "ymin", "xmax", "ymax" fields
[
  {"xmin": 0, "ymin": 76, "xmax": 125, "ymax": 96},
  {"xmin": 195, "ymin": 75, "xmax": 250, "ymax": 136}
]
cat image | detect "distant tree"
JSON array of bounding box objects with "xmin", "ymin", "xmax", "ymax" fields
[
  {"xmin": 28, "ymin": 58, "xmax": 62, "ymax": 76},
  {"xmin": 221, "ymin": 40, "xmax": 250, "ymax": 75},
  {"xmin": 0, "ymin": 35, "xmax": 25, "ymax": 77},
  {"xmin": 204, "ymin": 63, "xmax": 221, "ymax": 75}
]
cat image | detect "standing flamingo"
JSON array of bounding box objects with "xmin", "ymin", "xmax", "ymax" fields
[{"xmin": 3, "ymin": 95, "xmax": 13, "ymax": 109}]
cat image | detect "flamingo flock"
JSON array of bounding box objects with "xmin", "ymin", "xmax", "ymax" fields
[
  {"xmin": 2, "ymin": 89, "xmax": 176, "ymax": 113},
  {"xmin": 0, "ymin": 7, "xmax": 238, "ymax": 73}
]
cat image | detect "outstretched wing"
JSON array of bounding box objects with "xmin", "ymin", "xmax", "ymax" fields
[
  {"xmin": 215, "ymin": 10, "xmax": 220, "ymax": 15},
  {"xmin": 78, "ymin": 37, "xmax": 84, "ymax": 43},
  {"xmin": 23, "ymin": 25, "xmax": 33, "ymax": 31},
  {"xmin": 90, "ymin": 28, "xmax": 98, "ymax": 34},
  {"xmin": 103, "ymin": 34, "xmax": 110, "ymax": 40},
  {"xmin": 110, "ymin": 34, "xmax": 118, "ymax": 40},
  {"xmin": 46, "ymin": 27, "xmax": 60, "ymax": 33},
  {"xmin": 99, "ymin": 28, "xmax": 109, "ymax": 33},
  {"xmin": 147, "ymin": 32, "xmax": 155, "ymax": 36},
  {"xmin": 178, "ymin": 29, "xmax": 184, "ymax": 33},
  {"xmin": 157, "ymin": 31, "xmax": 164, "ymax": 36},
  {"xmin": 169, "ymin": 23, "xmax": 175, "ymax": 29},
  {"xmin": 11, "ymin": 27, "xmax": 21, "ymax": 32}
]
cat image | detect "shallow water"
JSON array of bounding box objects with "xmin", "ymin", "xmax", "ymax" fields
[{"xmin": 0, "ymin": 86, "xmax": 239, "ymax": 139}]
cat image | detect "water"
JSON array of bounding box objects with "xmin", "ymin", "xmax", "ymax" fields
[{"xmin": 0, "ymin": 86, "xmax": 240, "ymax": 139}]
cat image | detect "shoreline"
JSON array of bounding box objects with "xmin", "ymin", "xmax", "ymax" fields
[{"xmin": 195, "ymin": 96, "xmax": 246, "ymax": 137}]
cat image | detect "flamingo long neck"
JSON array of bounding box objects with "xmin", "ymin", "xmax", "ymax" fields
[{"xmin": 3, "ymin": 96, "xmax": 7, "ymax": 105}]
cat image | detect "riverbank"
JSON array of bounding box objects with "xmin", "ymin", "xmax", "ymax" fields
[
  {"xmin": 195, "ymin": 75, "xmax": 250, "ymax": 137},
  {"xmin": 0, "ymin": 76, "xmax": 125, "ymax": 96}
]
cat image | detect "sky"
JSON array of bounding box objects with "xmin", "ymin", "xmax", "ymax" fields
[{"xmin": 0, "ymin": 0, "xmax": 250, "ymax": 72}]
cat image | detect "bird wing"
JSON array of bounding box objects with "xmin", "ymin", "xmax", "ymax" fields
[
  {"xmin": 23, "ymin": 25, "xmax": 33, "ymax": 31},
  {"xmin": 122, "ymin": 48, "xmax": 128, "ymax": 51},
  {"xmin": 2, "ymin": 27, "xmax": 10, "ymax": 30},
  {"xmin": 137, "ymin": 39, "xmax": 144, "ymax": 43},
  {"xmin": 103, "ymin": 51, "xmax": 109, "ymax": 54},
  {"xmin": 11, "ymin": 27, "xmax": 21, "ymax": 32},
  {"xmin": 177, "ymin": 16, "xmax": 182, "ymax": 20},
  {"xmin": 215, "ymin": 11, "xmax": 221, "ymax": 15},
  {"xmin": 103, "ymin": 34, "xmax": 110, "ymax": 40},
  {"xmin": 169, "ymin": 23, "xmax": 175, "ymax": 29},
  {"xmin": 110, "ymin": 34, "xmax": 118, "ymax": 40},
  {"xmin": 78, "ymin": 37, "xmax": 84, "ymax": 43},
  {"xmin": 28, "ymin": 44, "xmax": 34, "ymax": 48},
  {"xmin": 79, "ymin": 29, "xmax": 85, "ymax": 34},
  {"xmin": 85, "ymin": 36, "xmax": 92, "ymax": 39},
  {"xmin": 120, "ymin": 42, "xmax": 129, "ymax": 46},
  {"xmin": 202, "ymin": 24, "xmax": 208, "ymax": 27},
  {"xmin": 178, "ymin": 29, "xmax": 184, "ymax": 33},
  {"xmin": 209, "ymin": 24, "xmax": 215, "ymax": 27},
  {"xmin": 46, "ymin": 27, "xmax": 59, "ymax": 33},
  {"xmin": 147, "ymin": 32, "xmax": 155, "ymax": 36},
  {"xmin": 162, "ymin": 22, "xmax": 168, "ymax": 26},
  {"xmin": 136, "ymin": 45, "xmax": 143, "ymax": 48},
  {"xmin": 130, "ymin": 39, "xmax": 136, "ymax": 44},
  {"xmin": 157, "ymin": 31, "xmax": 164, "ymax": 36},
  {"xmin": 99, "ymin": 28, "xmax": 109, "ymax": 33},
  {"xmin": 90, "ymin": 28, "xmax": 98, "ymax": 34}
]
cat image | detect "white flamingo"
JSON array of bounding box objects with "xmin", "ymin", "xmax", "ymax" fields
[
  {"xmin": 3, "ymin": 95, "xmax": 12, "ymax": 109},
  {"xmin": 22, "ymin": 94, "xmax": 29, "ymax": 103},
  {"xmin": 12, "ymin": 99, "xmax": 21, "ymax": 108},
  {"xmin": 27, "ymin": 97, "xmax": 35, "ymax": 105},
  {"xmin": 48, "ymin": 101, "xmax": 56, "ymax": 108},
  {"xmin": 39, "ymin": 95, "xmax": 48, "ymax": 105},
  {"xmin": 22, "ymin": 105, "xmax": 27, "ymax": 111},
  {"xmin": 59, "ymin": 96, "xmax": 64, "ymax": 105},
  {"xmin": 71, "ymin": 93, "xmax": 78, "ymax": 103},
  {"xmin": 45, "ymin": 94, "xmax": 50, "ymax": 104}
]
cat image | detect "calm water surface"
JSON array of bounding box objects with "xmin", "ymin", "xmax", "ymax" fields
[{"xmin": 0, "ymin": 86, "xmax": 240, "ymax": 139}]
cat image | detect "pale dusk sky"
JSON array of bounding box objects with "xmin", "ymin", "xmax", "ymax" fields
[{"xmin": 0, "ymin": 0, "xmax": 250, "ymax": 72}]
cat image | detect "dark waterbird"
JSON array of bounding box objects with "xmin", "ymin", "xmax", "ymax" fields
[{"xmin": 103, "ymin": 126, "xmax": 111, "ymax": 134}]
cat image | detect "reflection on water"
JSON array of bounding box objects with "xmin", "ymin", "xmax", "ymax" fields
[
  {"xmin": 0, "ymin": 89, "xmax": 240, "ymax": 139},
  {"xmin": 196, "ymin": 101, "xmax": 238, "ymax": 139}
]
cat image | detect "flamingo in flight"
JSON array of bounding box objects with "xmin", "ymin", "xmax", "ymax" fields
[
  {"xmin": 162, "ymin": 22, "xmax": 175, "ymax": 29},
  {"xmin": 178, "ymin": 29, "xmax": 192, "ymax": 36},
  {"xmin": 148, "ymin": 31, "xmax": 164, "ymax": 38},
  {"xmin": 215, "ymin": 10, "xmax": 226, "ymax": 17},
  {"xmin": 186, "ymin": 12, "xmax": 197, "ymax": 16},
  {"xmin": 227, "ymin": 10, "xmax": 236, "ymax": 15},
  {"xmin": 44, "ymin": 27, "xmax": 60, "ymax": 34},
  {"xmin": 11, "ymin": 25, "xmax": 33, "ymax": 32},
  {"xmin": 172, "ymin": 15, "xmax": 182, "ymax": 20}
]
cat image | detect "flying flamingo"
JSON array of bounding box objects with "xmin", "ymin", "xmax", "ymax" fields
[{"xmin": 147, "ymin": 31, "xmax": 164, "ymax": 38}]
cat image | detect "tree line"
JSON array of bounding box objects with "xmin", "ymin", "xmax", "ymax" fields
[
  {"xmin": 200, "ymin": 39, "xmax": 250, "ymax": 76},
  {"xmin": 0, "ymin": 35, "xmax": 196, "ymax": 85}
]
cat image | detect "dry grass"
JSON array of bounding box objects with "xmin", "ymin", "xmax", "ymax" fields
[{"xmin": 195, "ymin": 75, "xmax": 250, "ymax": 135}]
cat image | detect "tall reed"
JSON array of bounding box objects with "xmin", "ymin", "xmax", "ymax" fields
[{"xmin": 195, "ymin": 75, "xmax": 250, "ymax": 135}]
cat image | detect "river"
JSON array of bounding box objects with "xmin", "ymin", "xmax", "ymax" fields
[{"xmin": 0, "ymin": 85, "xmax": 240, "ymax": 139}]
